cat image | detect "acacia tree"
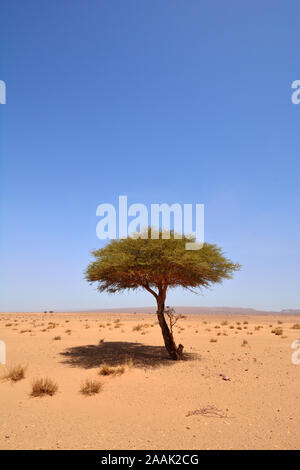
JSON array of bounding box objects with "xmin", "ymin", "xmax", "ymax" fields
[{"xmin": 85, "ymin": 229, "xmax": 240, "ymax": 360}]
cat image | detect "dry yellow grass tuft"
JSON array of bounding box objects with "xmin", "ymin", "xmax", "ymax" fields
[
  {"xmin": 2, "ymin": 364, "xmax": 27, "ymax": 382},
  {"xmin": 272, "ymin": 327, "xmax": 283, "ymax": 336},
  {"xmin": 98, "ymin": 362, "xmax": 127, "ymax": 377},
  {"xmin": 80, "ymin": 379, "xmax": 102, "ymax": 395},
  {"xmin": 98, "ymin": 364, "xmax": 115, "ymax": 376},
  {"xmin": 31, "ymin": 377, "xmax": 58, "ymax": 397}
]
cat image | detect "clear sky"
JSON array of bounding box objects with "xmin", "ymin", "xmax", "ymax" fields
[{"xmin": 0, "ymin": 1, "xmax": 299, "ymax": 312}]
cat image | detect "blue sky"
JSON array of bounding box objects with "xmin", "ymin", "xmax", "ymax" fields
[{"xmin": 0, "ymin": 1, "xmax": 299, "ymax": 312}]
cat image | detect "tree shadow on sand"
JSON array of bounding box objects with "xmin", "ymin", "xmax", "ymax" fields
[{"xmin": 60, "ymin": 341, "xmax": 197, "ymax": 369}]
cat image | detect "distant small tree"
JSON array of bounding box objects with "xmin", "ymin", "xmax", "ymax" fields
[
  {"xmin": 85, "ymin": 228, "xmax": 240, "ymax": 360},
  {"xmin": 164, "ymin": 306, "xmax": 184, "ymax": 336}
]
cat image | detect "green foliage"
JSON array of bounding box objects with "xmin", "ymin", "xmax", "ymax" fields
[{"xmin": 85, "ymin": 228, "xmax": 240, "ymax": 297}]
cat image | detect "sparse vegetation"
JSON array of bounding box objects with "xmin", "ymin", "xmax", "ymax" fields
[
  {"xmin": 132, "ymin": 324, "xmax": 143, "ymax": 332},
  {"xmin": 98, "ymin": 364, "xmax": 115, "ymax": 376},
  {"xmin": 98, "ymin": 363, "xmax": 125, "ymax": 376},
  {"xmin": 80, "ymin": 379, "xmax": 102, "ymax": 395},
  {"xmin": 272, "ymin": 327, "xmax": 283, "ymax": 336},
  {"xmin": 2, "ymin": 364, "xmax": 26, "ymax": 382},
  {"xmin": 31, "ymin": 377, "xmax": 58, "ymax": 397}
]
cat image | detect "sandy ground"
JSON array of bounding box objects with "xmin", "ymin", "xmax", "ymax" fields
[{"xmin": 0, "ymin": 311, "xmax": 299, "ymax": 450}]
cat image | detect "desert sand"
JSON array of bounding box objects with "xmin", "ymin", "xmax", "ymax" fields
[{"xmin": 0, "ymin": 311, "xmax": 299, "ymax": 450}]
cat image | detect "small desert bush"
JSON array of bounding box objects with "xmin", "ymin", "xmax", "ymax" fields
[
  {"xmin": 292, "ymin": 324, "xmax": 300, "ymax": 330},
  {"xmin": 31, "ymin": 377, "xmax": 58, "ymax": 397},
  {"xmin": 98, "ymin": 364, "xmax": 115, "ymax": 376},
  {"xmin": 221, "ymin": 320, "xmax": 228, "ymax": 326},
  {"xmin": 132, "ymin": 324, "xmax": 143, "ymax": 332},
  {"xmin": 124, "ymin": 357, "xmax": 134, "ymax": 368},
  {"xmin": 210, "ymin": 338, "xmax": 217, "ymax": 343},
  {"xmin": 53, "ymin": 336, "xmax": 61, "ymax": 340},
  {"xmin": 2, "ymin": 364, "xmax": 26, "ymax": 382},
  {"xmin": 272, "ymin": 327, "xmax": 283, "ymax": 336},
  {"xmin": 241, "ymin": 339, "xmax": 248, "ymax": 347},
  {"xmin": 98, "ymin": 363, "xmax": 127, "ymax": 377},
  {"xmin": 80, "ymin": 379, "xmax": 102, "ymax": 395},
  {"xmin": 114, "ymin": 366, "xmax": 125, "ymax": 375}
]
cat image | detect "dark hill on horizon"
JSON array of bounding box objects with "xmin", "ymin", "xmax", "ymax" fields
[{"xmin": 71, "ymin": 306, "xmax": 300, "ymax": 315}]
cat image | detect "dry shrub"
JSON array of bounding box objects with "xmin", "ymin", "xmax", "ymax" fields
[
  {"xmin": 132, "ymin": 324, "xmax": 143, "ymax": 332},
  {"xmin": 2, "ymin": 364, "xmax": 26, "ymax": 382},
  {"xmin": 124, "ymin": 357, "xmax": 134, "ymax": 368},
  {"xmin": 98, "ymin": 362, "xmax": 128, "ymax": 377},
  {"xmin": 31, "ymin": 377, "xmax": 58, "ymax": 397},
  {"xmin": 272, "ymin": 327, "xmax": 283, "ymax": 336},
  {"xmin": 210, "ymin": 338, "xmax": 217, "ymax": 343},
  {"xmin": 292, "ymin": 324, "xmax": 300, "ymax": 330},
  {"xmin": 114, "ymin": 366, "xmax": 125, "ymax": 375},
  {"xmin": 80, "ymin": 379, "xmax": 102, "ymax": 395},
  {"xmin": 98, "ymin": 364, "xmax": 115, "ymax": 376},
  {"xmin": 53, "ymin": 336, "xmax": 61, "ymax": 340}
]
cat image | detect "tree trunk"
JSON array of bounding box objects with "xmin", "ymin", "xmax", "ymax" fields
[{"xmin": 156, "ymin": 296, "xmax": 184, "ymax": 360}]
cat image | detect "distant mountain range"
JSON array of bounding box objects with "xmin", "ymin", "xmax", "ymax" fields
[{"xmin": 74, "ymin": 306, "xmax": 300, "ymax": 315}]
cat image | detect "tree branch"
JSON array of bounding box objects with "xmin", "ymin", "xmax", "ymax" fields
[{"xmin": 143, "ymin": 282, "xmax": 158, "ymax": 299}]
